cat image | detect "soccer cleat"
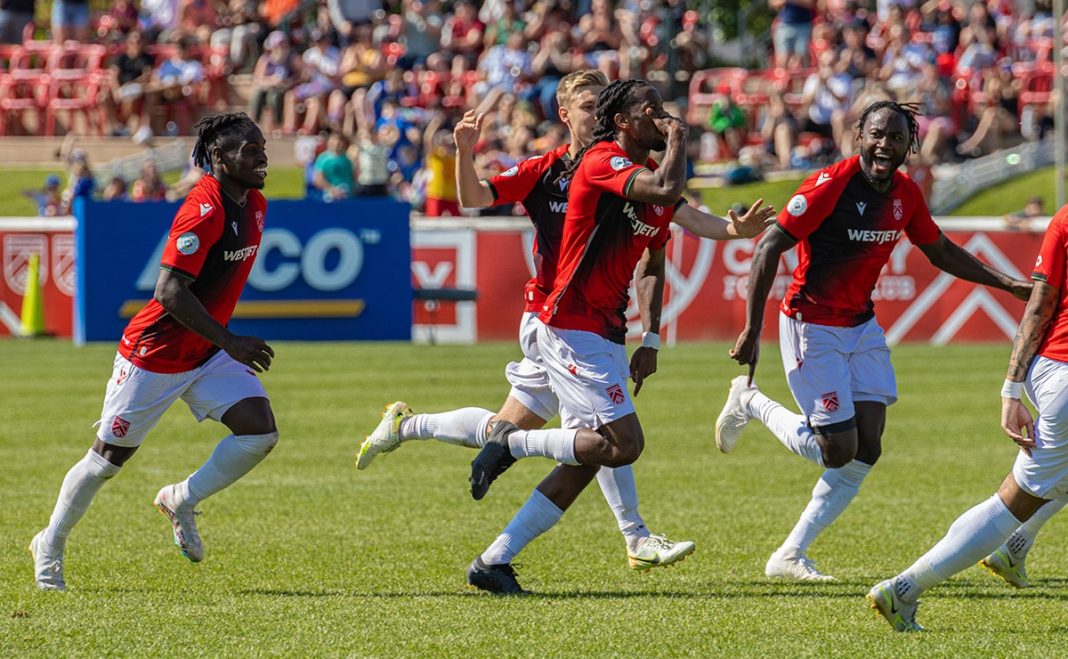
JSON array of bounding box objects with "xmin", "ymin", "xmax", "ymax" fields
[
  {"xmin": 356, "ymin": 401, "xmax": 414, "ymax": 470},
  {"xmin": 28, "ymin": 530, "xmax": 66, "ymax": 592},
  {"xmin": 765, "ymin": 549, "xmax": 835, "ymax": 581},
  {"xmin": 467, "ymin": 557, "xmax": 524, "ymax": 594},
  {"xmin": 715, "ymin": 376, "xmax": 755, "ymax": 453},
  {"xmin": 867, "ymin": 579, "xmax": 924, "ymax": 632},
  {"xmin": 154, "ymin": 484, "xmax": 204, "ymax": 563},
  {"xmin": 980, "ymin": 548, "xmax": 1030, "ymax": 589},
  {"xmin": 627, "ymin": 534, "xmax": 696, "ymax": 571},
  {"xmin": 469, "ymin": 420, "xmax": 518, "ymax": 500}
]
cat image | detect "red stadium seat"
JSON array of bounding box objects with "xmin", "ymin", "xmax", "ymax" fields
[
  {"xmin": 45, "ymin": 74, "xmax": 104, "ymax": 136},
  {"xmin": 1019, "ymin": 64, "xmax": 1053, "ymax": 109},
  {"xmin": 0, "ymin": 74, "xmax": 48, "ymax": 135}
]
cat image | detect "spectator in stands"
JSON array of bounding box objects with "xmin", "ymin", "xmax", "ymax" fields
[
  {"xmin": 839, "ymin": 19, "xmax": 878, "ymax": 79},
  {"xmin": 131, "ymin": 161, "xmax": 169, "ymax": 201},
  {"xmin": 329, "ymin": 0, "xmax": 383, "ymax": 43},
  {"xmin": 421, "ymin": 114, "xmax": 459, "ymax": 216},
  {"xmin": 880, "ymin": 24, "xmax": 931, "ymax": 97},
  {"xmin": 101, "ymin": 176, "xmax": 129, "ymax": 201},
  {"xmin": 398, "ymin": 0, "xmax": 443, "ymax": 70},
  {"xmin": 771, "ymin": 0, "xmax": 816, "ymax": 68},
  {"xmin": 61, "ymin": 151, "xmax": 94, "ymax": 214},
  {"xmin": 284, "ymin": 28, "xmax": 341, "ymax": 135},
  {"xmin": 210, "ymin": 0, "xmax": 263, "ymax": 73},
  {"xmin": 352, "ymin": 121, "xmax": 391, "ymax": 196},
  {"xmin": 526, "ymin": 27, "xmax": 574, "ymax": 120},
  {"xmin": 758, "ymin": 84, "xmax": 799, "ymax": 170},
  {"xmin": 909, "ymin": 58, "xmax": 956, "ymax": 163},
  {"xmin": 179, "ymin": 0, "xmax": 218, "ymax": 43},
  {"xmin": 313, "ymin": 131, "xmax": 355, "ymax": 201},
  {"xmin": 575, "ymin": 0, "xmax": 620, "ymax": 77},
  {"xmin": 250, "ymin": 31, "xmax": 299, "ymax": 134},
  {"xmin": 0, "ymin": 0, "xmax": 34, "ymax": 44},
  {"xmin": 147, "ymin": 35, "xmax": 205, "ymax": 136},
  {"xmin": 801, "ymin": 49, "xmax": 853, "ymax": 151},
  {"xmin": 329, "ymin": 23, "xmax": 384, "ymax": 134},
  {"xmin": 52, "ymin": 0, "xmax": 90, "ymax": 44},
  {"xmin": 140, "ymin": 0, "xmax": 181, "ymax": 42},
  {"xmin": 476, "ymin": 30, "xmax": 533, "ymax": 97},
  {"xmin": 709, "ymin": 87, "xmax": 748, "ymax": 158},
  {"xmin": 24, "ymin": 175, "xmax": 63, "ymax": 217},
  {"xmin": 440, "ymin": 0, "xmax": 485, "ymax": 74},
  {"xmin": 98, "ymin": 0, "xmax": 139, "ymax": 37},
  {"xmin": 102, "ymin": 30, "xmax": 155, "ymax": 137},
  {"xmin": 957, "ymin": 58, "xmax": 1022, "ymax": 156},
  {"xmin": 483, "ymin": 0, "xmax": 525, "ymax": 48},
  {"xmin": 1004, "ymin": 195, "xmax": 1045, "ymax": 230}
]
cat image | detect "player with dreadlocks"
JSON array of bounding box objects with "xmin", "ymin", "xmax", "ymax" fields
[
  {"xmin": 30, "ymin": 113, "xmax": 277, "ymax": 591},
  {"xmin": 710, "ymin": 100, "xmax": 1031, "ymax": 589}
]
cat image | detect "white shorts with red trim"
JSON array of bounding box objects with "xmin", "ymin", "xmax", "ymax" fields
[
  {"xmin": 536, "ymin": 324, "xmax": 635, "ymax": 430},
  {"xmin": 504, "ymin": 312, "xmax": 559, "ymax": 422},
  {"xmin": 1014, "ymin": 356, "xmax": 1068, "ymax": 498},
  {"xmin": 779, "ymin": 312, "xmax": 897, "ymax": 428},
  {"xmin": 95, "ymin": 350, "xmax": 269, "ymax": 448}
]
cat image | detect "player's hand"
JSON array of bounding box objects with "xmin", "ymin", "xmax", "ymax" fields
[
  {"xmin": 1001, "ymin": 396, "xmax": 1036, "ymax": 456},
  {"xmin": 728, "ymin": 198, "xmax": 776, "ymax": 239},
  {"xmin": 1009, "ymin": 279, "xmax": 1033, "ymax": 302},
  {"xmin": 649, "ymin": 110, "xmax": 687, "ymax": 139},
  {"xmin": 629, "ymin": 346, "xmax": 658, "ymax": 396},
  {"xmin": 729, "ymin": 329, "xmax": 760, "ymax": 383},
  {"xmin": 222, "ymin": 335, "xmax": 275, "ymax": 373},
  {"xmin": 453, "ymin": 110, "xmax": 484, "ymax": 153}
]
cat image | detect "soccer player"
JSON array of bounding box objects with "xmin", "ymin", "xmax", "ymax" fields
[
  {"xmin": 868, "ymin": 202, "xmax": 1068, "ymax": 632},
  {"xmin": 29, "ymin": 113, "xmax": 277, "ymax": 591},
  {"xmin": 714, "ymin": 101, "xmax": 1032, "ymax": 582},
  {"xmin": 358, "ymin": 72, "xmax": 773, "ymax": 592}
]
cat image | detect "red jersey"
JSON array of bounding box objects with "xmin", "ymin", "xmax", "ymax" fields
[
  {"xmin": 1033, "ymin": 206, "xmax": 1068, "ymax": 362},
  {"xmin": 119, "ymin": 175, "xmax": 267, "ymax": 373},
  {"xmin": 539, "ymin": 140, "xmax": 677, "ymax": 344},
  {"xmin": 486, "ymin": 143, "xmax": 571, "ymax": 312},
  {"xmin": 776, "ymin": 155, "xmax": 941, "ymax": 327}
]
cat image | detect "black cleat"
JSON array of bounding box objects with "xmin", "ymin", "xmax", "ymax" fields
[
  {"xmin": 469, "ymin": 420, "xmax": 518, "ymax": 500},
  {"xmin": 467, "ymin": 557, "xmax": 524, "ymax": 594}
]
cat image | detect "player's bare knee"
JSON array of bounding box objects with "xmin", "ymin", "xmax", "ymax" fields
[
  {"xmin": 814, "ymin": 419, "xmax": 858, "ymax": 468},
  {"xmin": 854, "ymin": 443, "xmax": 881, "ymax": 466}
]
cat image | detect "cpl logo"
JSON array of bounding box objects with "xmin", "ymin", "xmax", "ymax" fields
[{"xmin": 138, "ymin": 227, "xmax": 379, "ymax": 292}]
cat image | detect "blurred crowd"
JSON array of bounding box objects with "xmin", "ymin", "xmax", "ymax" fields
[{"xmin": 706, "ymin": 0, "xmax": 1059, "ymax": 176}]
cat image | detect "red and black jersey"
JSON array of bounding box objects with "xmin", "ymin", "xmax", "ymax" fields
[
  {"xmin": 1033, "ymin": 206, "xmax": 1068, "ymax": 362},
  {"xmin": 486, "ymin": 143, "xmax": 571, "ymax": 312},
  {"xmin": 119, "ymin": 175, "xmax": 267, "ymax": 373},
  {"xmin": 539, "ymin": 140, "xmax": 678, "ymax": 344},
  {"xmin": 776, "ymin": 155, "xmax": 941, "ymax": 327}
]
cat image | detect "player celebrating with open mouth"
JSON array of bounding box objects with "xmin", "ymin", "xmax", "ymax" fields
[
  {"xmin": 714, "ymin": 101, "xmax": 1031, "ymax": 582},
  {"xmin": 30, "ymin": 113, "xmax": 279, "ymax": 591}
]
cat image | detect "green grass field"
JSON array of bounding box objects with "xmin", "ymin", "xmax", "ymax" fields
[{"xmin": 3, "ymin": 340, "xmax": 1066, "ymax": 656}]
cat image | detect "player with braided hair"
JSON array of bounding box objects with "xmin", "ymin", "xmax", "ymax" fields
[
  {"xmin": 712, "ymin": 101, "xmax": 1031, "ymax": 585},
  {"xmin": 30, "ymin": 113, "xmax": 277, "ymax": 591}
]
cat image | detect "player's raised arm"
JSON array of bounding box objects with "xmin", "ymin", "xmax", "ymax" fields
[
  {"xmin": 631, "ymin": 246, "xmax": 665, "ymax": 396},
  {"xmin": 917, "ymin": 234, "xmax": 1033, "ymax": 301},
  {"xmin": 673, "ymin": 198, "xmax": 776, "ymax": 241},
  {"xmin": 454, "ymin": 110, "xmax": 495, "ymax": 209}
]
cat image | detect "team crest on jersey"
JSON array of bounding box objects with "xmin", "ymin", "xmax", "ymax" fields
[
  {"xmin": 787, "ymin": 194, "xmax": 808, "ymax": 217},
  {"xmin": 821, "ymin": 391, "xmax": 840, "ymax": 413},
  {"xmin": 1036, "ymin": 255, "xmax": 1044, "ymax": 268},
  {"xmin": 176, "ymin": 232, "xmax": 200, "ymax": 255},
  {"xmin": 893, "ymin": 199, "xmax": 903, "ymax": 221},
  {"xmin": 255, "ymin": 210, "xmax": 264, "ymax": 232},
  {"xmin": 606, "ymin": 383, "xmax": 626, "ymax": 404},
  {"xmin": 610, "ymin": 156, "xmax": 633, "ymax": 171},
  {"xmin": 501, "ymin": 165, "xmax": 519, "ymax": 177},
  {"xmin": 653, "ymin": 205, "xmax": 664, "ymax": 216},
  {"xmin": 111, "ymin": 416, "xmax": 131, "ymax": 438}
]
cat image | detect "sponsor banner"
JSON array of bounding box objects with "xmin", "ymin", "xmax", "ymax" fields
[
  {"xmin": 0, "ymin": 218, "xmax": 76, "ymax": 337},
  {"xmin": 74, "ymin": 199, "xmax": 411, "ymax": 343},
  {"xmin": 412, "ymin": 218, "xmax": 1043, "ymax": 344}
]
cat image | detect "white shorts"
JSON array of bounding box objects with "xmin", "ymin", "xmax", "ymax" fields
[
  {"xmin": 504, "ymin": 312, "xmax": 559, "ymax": 422},
  {"xmin": 1013, "ymin": 356, "xmax": 1068, "ymax": 498},
  {"xmin": 96, "ymin": 350, "xmax": 269, "ymax": 448},
  {"xmin": 779, "ymin": 312, "xmax": 897, "ymax": 428},
  {"xmin": 536, "ymin": 324, "xmax": 635, "ymax": 430}
]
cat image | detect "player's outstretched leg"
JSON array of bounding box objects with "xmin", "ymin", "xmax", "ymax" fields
[
  {"xmin": 469, "ymin": 421, "xmax": 521, "ymax": 500},
  {"xmin": 715, "ymin": 376, "xmax": 757, "ymax": 453},
  {"xmin": 980, "ymin": 496, "xmax": 1067, "ymax": 588},
  {"xmin": 154, "ymin": 483, "xmax": 204, "ymax": 562},
  {"xmin": 356, "ymin": 401, "xmax": 414, "ymax": 469},
  {"xmin": 595, "ymin": 465, "xmax": 695, "ymax": 570}
]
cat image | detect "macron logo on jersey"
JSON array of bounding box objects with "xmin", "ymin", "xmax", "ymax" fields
[
  {"xmin": 856, "ymin": 201, "xmax": 867, "ymax": 216},
  {"xmin": 816, "ymin": 172, "xmax": 831, "ymax": 186},
  {"xmin": 199, "ymin": 203, "xmax": 213, "ymax": 217},
  {"xmin": 623, "ymin": 202, "xmax": 660, "ymax": 237},
  {"xmin": 223, "ymin": 245, "xmax": 259, "ymax": 262},
  {"xmin": 549, "ymin": 200, "xmax": 568, "ymax": 213},
  {"xmin": 847, "ymin": 228, "xmax": 903, "ymax": 244}
]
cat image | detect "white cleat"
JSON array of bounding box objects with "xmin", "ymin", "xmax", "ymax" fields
[
  {"xmin": 627, "ymin": 534, "xmax": 696, "ymax": 572},
  {"xmin": 867, "ymin": 578, "xmax": 924, "ymax": 632},
  {"xmin": 154, "ymin": 484, "xmax": 203, "ymax": 562},
  {"xmin": 28, "ymin": 530, "xmax": 66, "ymax": 592},
  {"xmin": 765, "ymin": 549, "xmax": 835, "ymax": 581},
  {"xmin": 356, "ymin": 401, "xmax": 413, "ymax": 470},
  {"xmin": 715, "ymin": 376, "xmax": 755, "ymax": 453},
  {"xmin": 980, "ymin": 548, "xmax": 1030, "ymax": 589}
]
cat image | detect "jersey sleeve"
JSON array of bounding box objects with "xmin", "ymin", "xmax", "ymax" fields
[
  {"xmin": 1034, "ymin": 212, "xmax": 1068, "ymax": 290},
  {"xmin": 486, "ymin": 155, "xmax": 545, "ymax": 205},
  {"xmin": 160, "ymin": 195, "xmax": 224, "ymax": 279},
  {"xmin": 775, "ymin": 166, "xmax": 846, "ymax": 241},
  {"xmin": 903, "ymin": 179, "xmax": 941, "ymax": 246},
  {"xmin": 581, "ymin": 147, "xmax": 648, "ymax": 198}
]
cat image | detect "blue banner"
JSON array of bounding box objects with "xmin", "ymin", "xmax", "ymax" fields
[{"xmin": 74, "ymin": 198, "xmax": 412, "ymax": 343}]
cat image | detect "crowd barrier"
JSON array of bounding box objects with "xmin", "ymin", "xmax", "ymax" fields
[{"xmin": 0, "ymin": 213, "xmax": 1044, "ymax": 345}]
